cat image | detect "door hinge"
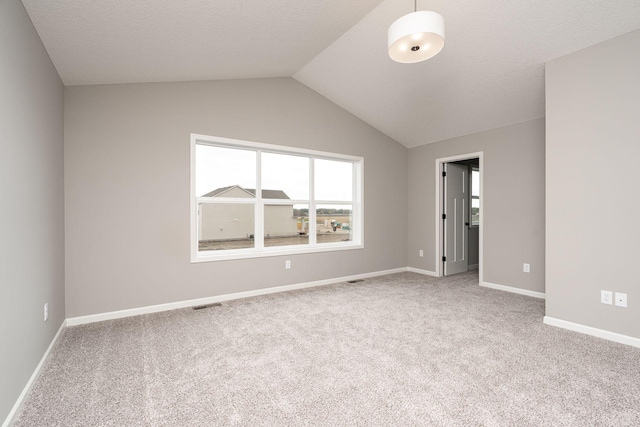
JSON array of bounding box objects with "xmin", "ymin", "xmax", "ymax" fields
[
  {"xmin": 442, "ymin": 256, "xmax": 446, "ymax": 262},
  {"xmin": 442, "ymin": 213, "xmax": 446, "ymax": 220},
  {"xmin": 442, "ymin": 171, "xmax": 446, "ymax": 177}
]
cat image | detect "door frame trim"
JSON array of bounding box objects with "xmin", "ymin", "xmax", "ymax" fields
[{"xmin": 435, "ymin": 152, "xmax": 484, "ymax": 283}]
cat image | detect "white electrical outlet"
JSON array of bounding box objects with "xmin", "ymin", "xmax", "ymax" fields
[
  {"xmin": 44, "ymin": 303, "xmax": 49, "ymax": 322},
  {"xmin": 419, "ymin": 250, "xmax": 424, "ymax": 257},
  {"xmin": 601, "ymin": 290, "xmax": 613, "ymax": 305},
  {"xmin": 523, "ymin": 263, "xmax": 530, "ymax": 273},
  {"xmin": 285, "ymin": 260, "xmax": 291, "ymax": 269},
  {"xmin": 615, "ymin": 292, "xmax": 628, "ymax": 308}
]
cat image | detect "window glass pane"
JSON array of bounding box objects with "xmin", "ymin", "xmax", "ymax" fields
[
  {"xmin": 196, "ymin": 145, "xmax": 256, "ymax": 197},
  {"xmin": 471, "ymin": 198, "xmax": 480, "ymax": 226},
  {"xmin": 264, "ymin": 204, "xmax": 308, "ymax": 248},
  {"xmin": 198, "ymin": 203, "xmax": 254, "ymax": 251},
  {"xmin": 471, "ymin": 170, "xmax": 480, "ymax": 197},
  {"xmin": 316, "ymin": 204, "xmax": 352, "ymax": 244},
  {"xmin": 471, "ymin": 169, "xmax": 480, "ymax": 225},
  {"xmin": 262, "ymin": 153, "xmax": 309, "ymax": 200},
  {"xmin": 315, "ymin": 159, "xmax": 353, "ymax": 201}
]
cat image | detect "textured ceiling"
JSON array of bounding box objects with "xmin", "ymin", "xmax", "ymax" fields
[
  {"xmin": 21, "ymin": 0, "xmax": 385, "ymax": 85},
  {"xmin": 21, "ymin": 0, "xmax": 640, "ymax": 148},
  {"xmin": 295, "ymin": 0, "xmax": 640, "ymax": 147}
]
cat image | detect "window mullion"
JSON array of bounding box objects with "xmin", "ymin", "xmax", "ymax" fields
[
  {"xmin": 309, "ymin": 157, "xmax": 316, "ymax": 245},
  {"xmin": 255, "ymin": 150, "xmax": 264, "ymax": 250}
]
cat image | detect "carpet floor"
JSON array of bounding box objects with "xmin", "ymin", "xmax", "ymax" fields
[{"xmin": 13, "ymin": 271, "xmax": 640, "ymax": 426}]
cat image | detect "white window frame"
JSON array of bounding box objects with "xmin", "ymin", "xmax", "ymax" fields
[{"xmin": 190, "ymin": 133, "xmax": 364, "ymax": 262}]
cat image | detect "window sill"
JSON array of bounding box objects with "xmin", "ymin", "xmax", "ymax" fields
[{"xmin": 191, "ymin": 242, "xmax": 364, "ymax": 263}]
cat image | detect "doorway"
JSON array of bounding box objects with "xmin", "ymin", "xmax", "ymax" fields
[{"xmin": 435, "ymin": 152, "xmax": 483, "ymax": 283}]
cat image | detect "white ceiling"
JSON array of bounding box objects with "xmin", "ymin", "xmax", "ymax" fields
[
  {"xmin": 21, "ymin": 0, "xmax": 640, "ymax": 148},
  {"xmin": 21, "ymin": 0, "xmax": 385, "ymax": 84}
]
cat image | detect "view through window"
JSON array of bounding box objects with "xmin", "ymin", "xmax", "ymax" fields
[
  {"xmin": 191, "ymin": 135, "xmax": 363, "ymax": 261},
  {"xmin": 471, "ymin": 168, "xmax": 480, "ymax": 226}
]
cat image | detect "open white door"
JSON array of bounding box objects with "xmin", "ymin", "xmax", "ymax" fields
[{"xmin": 443, "ymin": 163, "xmax": 468, "ymax": 275}]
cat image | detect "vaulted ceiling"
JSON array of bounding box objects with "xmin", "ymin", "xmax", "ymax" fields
[{"xmin": 21, "ymin": 0, "xmax": 640, "ymax": 148}]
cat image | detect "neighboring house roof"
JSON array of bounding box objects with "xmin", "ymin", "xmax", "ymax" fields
[
  {"xmin": 202, "ymin": 185, "xmax": 290, "ymax": 200},
  {"xmin": 246, "ymin": 188, "xmax": 290, "ymax": 200},
  {"xmin": 202, "ymin": 185, "xmax": 251, "ymax": 198}
]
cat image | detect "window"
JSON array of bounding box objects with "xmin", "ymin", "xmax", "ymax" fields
[
  {"xmin": 191, "ymin": 134, "xmax": 363, "ymax": 262},
  {"xmin": 471, "ymin": 168, "xmax": 480, "ymax": 226}
]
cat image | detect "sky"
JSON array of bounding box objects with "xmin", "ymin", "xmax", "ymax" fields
[
  {"xmin": 196, "ymin": 144, "xmax": 353, "ymax": 202},
  {"xmin": 471, "ymin": 170, "xmax": 480, "ymax": 209},
  {"xmin": 472, "ymin": 170, "xmax": 480, "ymax": 196}
]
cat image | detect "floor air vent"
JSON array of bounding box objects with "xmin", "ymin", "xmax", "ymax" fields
[
  {"xmin": 347, "ymin": 279, "xmax": 365, "ymax": 284},
  {"xmin": 192, "ymin": 303, "xmax": 222, "ymax": 310}
]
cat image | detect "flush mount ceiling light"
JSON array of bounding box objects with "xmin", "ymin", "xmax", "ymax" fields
[{"xmin": 388, "ymin": 0, "xmax": 445, "ymax": 63}]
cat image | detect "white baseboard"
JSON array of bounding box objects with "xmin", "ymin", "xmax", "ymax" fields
[
  {"xmin": 481, "ymin": 281, "xmax": 546, "ymax": 299},
  {"xmin": 544, "ymin": 316, "xmax": 640, "ymax": 349},
  {"xmin": 468, "ymin": 264, "xmax": 479, "ymax": 270},
  {"xmin": 66, "ymin": 267, "xmax": 408, "ymax": 326},
  {"xmin": 406, "ymin": 267, "xmax": 438, "ymax": 277},
  {"xmin": 2, "ymin": 320, "xmax": 66, "ymax": 427}
]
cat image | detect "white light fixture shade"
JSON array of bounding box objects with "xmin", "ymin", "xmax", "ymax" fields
[{"xmin": 388, "ymin": 11, "xmax": 445, "ymax": 63}]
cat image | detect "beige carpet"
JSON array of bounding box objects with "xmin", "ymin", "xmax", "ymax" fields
[{"xmin": 13, "ymin": 271, "xmax": 640, "ymax": 426}]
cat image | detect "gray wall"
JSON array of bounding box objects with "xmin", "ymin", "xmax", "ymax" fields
[
  {"xmin": 0, "ymin": 0, "xmax": 65, "ymax": 422},
  {"xmin": 407, "ymin": 118, "xmax": 545, "ymax": 293},
  {"xmin": 64, "ymin": 78, "xmax": 408, "ymax": 318},
  {"xmin": 546, "ymin": 29, "xmax": 640, "ymax": 338}
]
